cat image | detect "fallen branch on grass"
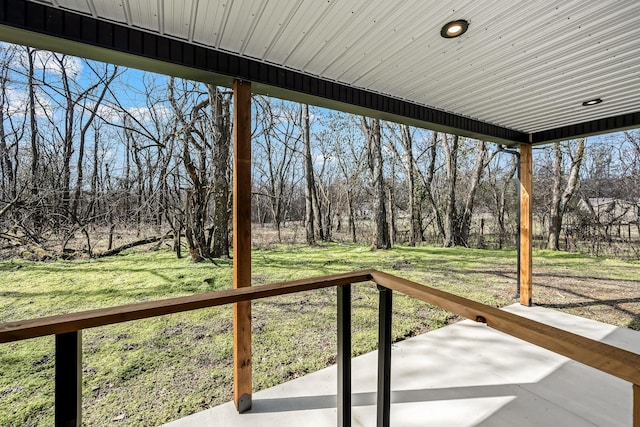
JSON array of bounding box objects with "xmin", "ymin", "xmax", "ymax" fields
[
  {"xmin": 0, "ymin": 232, "xmax": 27, "ymax": 246},
  {"xmin": 94, "ymin": 234, "xmax": 173, "ymax": 258},
  {"xmin": 0, "ymin": 196, "xmax": 19, "ymax": 218}
]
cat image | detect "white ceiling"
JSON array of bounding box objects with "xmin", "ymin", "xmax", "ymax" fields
[{"xmin": 30, "ymin": 0, "xmax": 640, "ymax": 134}]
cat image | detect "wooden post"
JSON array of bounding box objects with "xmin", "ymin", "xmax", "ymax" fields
[
  {"xmin": 519, "ymin": 144, "xmax": 533, "ymax": 307},
  {"xmin": 634, "ymin": 384, "xmax": 640, "ymax": 427},
  {"xmin": 233, "ymin": 80, "xmax": 252, "ymax": 412},
  {"xmin": 631, "ymin": 384, "xmax": 640, "ymax": 427}
]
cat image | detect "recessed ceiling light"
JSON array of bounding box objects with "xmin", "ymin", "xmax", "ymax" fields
[
  {"xmin": 582, "ymin": 98, "xmax": 603, "ymax": 106},
  {"xmin": 441, "ymin": 20, "xmax": 469, "ymax": 38}
]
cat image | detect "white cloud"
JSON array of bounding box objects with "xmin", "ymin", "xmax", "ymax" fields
[
  {"xmin": 3, "ymin": 86, "xmax": 52, "ymax": 118},
  {"xmin": 96, "ymin": 103, "xmax": 121, "ymax": 122},
  {"xmin": 313, "ymin": 153, "xmax": 336, "ymax": 165},
  {"xmin": 73, "ymin": 103, "xmax": 172, "ymax": 126},
  {"xmin": 2, "ymin": 43, "xmax": 83, "ymax": 78},
  {"xmin": 126, "ymin": 105, "xmax": 172, "ymax": 123},
  {"xmin": 31, "ymin": 50, "xmax": 83, "ymax": 78}
]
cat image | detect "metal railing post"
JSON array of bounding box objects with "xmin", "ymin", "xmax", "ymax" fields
[
  {"xmin": 377, "ymin": 285, "xmax": 392, "ymax": 427},
  {"xmin": 55, "ymin": 331, "xmax": 82, "ymax": 427},
  {"xmin": 337, "ymin": 284, "xmax": 352, "ymax": 427}
]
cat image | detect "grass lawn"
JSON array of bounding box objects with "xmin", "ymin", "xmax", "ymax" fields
[{"xmin": 1, "ymin": 244, "xmax": 639, "ymax": 425}]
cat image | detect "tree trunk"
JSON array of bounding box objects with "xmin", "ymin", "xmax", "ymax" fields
[
  {"xmin": 457, "ymin": 141, "xmax": 491, "ymax": 246},
  {"xmin": 58, "ymin": 55, "xmax": 75, "ymax": 218},
  {"xmin": 208, "ymin": 85, "xmax": 232, "ymax": 258},
  {"xmin": 0, "ymin": 71, "xmax": 15, "ymax": 201},
  {"xmin": 361, "ymin": 117, "xmax": 390, "ymax": 249},
  {"xmin": 424, "ymin": 132, "xmax": 446, "ymax": 242},
  {"xmin": 313, "ymin": 182, "xmax": 324, "ymax": 241},
  {"xmin": 168, "ymin": 78, "xmax": 217, "ymax": 262},
  {"xmin": 303, "ymin": 104, "xmax": 316, "ymax": 245},
  {"xmin": 27, "ymin": 48, "xmax": 39, "ymax": 197},
  {"xmin": 547, "ymin": 139, "xmax": 585, "ymax": 250},
  {"xmin": 400, "ymin": 125, "xmax": 422, "ymax": 246},
  {"xmin": 347, "ymin": 189, "xmax": 357, "ymax": 242},
  {"xmin": 495, "ymin": 156, "xmax": 517, "ymax": 249},
  {"xmin": 442, "ymin": 134, "xmax": 459, "ymax": 247},
  {"xmin": 388, "ymin": 162, "xmax": 397, "ymax": 245}
]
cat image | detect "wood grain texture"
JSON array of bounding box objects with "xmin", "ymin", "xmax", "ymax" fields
[
  {"xmin": 519, "ymin": 144, "xmax": 533, "ymax": 306},
  {"xmin": 0, "ymin": 271, "xmax": 374, "ymax": 343},
  {"xmin": 370, "ymin": 270, "xmax": 640, "ymax": 386},
  {"xmin": 634, "ymin": 383, "xmax": 640, "ymax": 427},
  {"xmin": 233, "ymin": 79, "xmax": 253, "ymax": 411}
]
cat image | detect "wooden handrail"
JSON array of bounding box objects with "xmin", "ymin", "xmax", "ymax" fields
[
  {"xmin": 370, "ymin": 270, "xmax": 640, "ymax": 386},
  {"xmin": 0, "ymin": 270, "xmax": 374, "ymax": 343},
  {"xmin": 1, "ymin": 268, "xmax": 638, "ymax": 388}
]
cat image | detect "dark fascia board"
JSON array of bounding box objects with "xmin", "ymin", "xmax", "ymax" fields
[
  {"xmin": 532, "ymin": 111, "xmax": 640, "ymax": 144},
  {"xmin": 0, "ymin": 0, "xmax": 530, "ymax": 146}
]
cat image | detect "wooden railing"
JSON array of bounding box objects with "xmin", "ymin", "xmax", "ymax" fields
[{"xmin": 1, "ymin": 269, "xmax": 639, "ymax": 427}]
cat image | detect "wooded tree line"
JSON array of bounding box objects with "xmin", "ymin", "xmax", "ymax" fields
[{"xmin": 1, "ymin": 45, "xmax": 639, "ymax": 261}]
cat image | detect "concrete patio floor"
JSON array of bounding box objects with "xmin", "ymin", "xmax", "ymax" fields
[{"xmin": 163, "ymin": 304, "xmax": 639, "ymax": 426}]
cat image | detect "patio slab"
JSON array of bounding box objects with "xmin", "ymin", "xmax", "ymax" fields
[{"xmin": 163, "ymin": 304, "xmax": 639, "ymax": 426}]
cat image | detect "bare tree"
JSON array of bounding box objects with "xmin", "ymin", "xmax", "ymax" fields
[
  {"xmin": 487, "ymin": 153, "xmax": 518, "ymax": 249},
  {"xmin": 26, "ymin": 48, "xmax": 39, "ymax": 198},
  {"xmin": 253, "ymin": 97, "xmax": 302, "ymax": 242},
  {"xmin": 546, "ymin": 139, "xmax": 585, "ymax": 250},
  {"xmin": 421, "ymin": 131, "xmax": 446, "ymax": 242},
  {"xmin": 442, "ymin": 134, "xmax": 459, "ymax": 246},
  {"xmin": 387, "ymin": 124, "xmax": 423, "ymax": 245},
  {"xmin": 302, "ymin": 104, "xmax": 316, "ymax": 245},
  {"xmin": 0, "ymin": 46, "xmax": 20, "ymax": 203},
  {"xmin": 207, "ymin": 84, "xmax": 232, "ymax": 258},
  {"xmin": 323, "ymin": 112, "xmax": 366, "ymax": 243},
  {"xmin": 360, "ymin": 117, "xmax": 390, "ymax": 249},
  {"xmin": 168, "ymin": 78, "xmax": 232, "ymax": 261}
]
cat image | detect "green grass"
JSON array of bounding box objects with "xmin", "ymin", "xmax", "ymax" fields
[{"xmin": 1, "ymin": 243, "xmax": 638, "ymax": 426}]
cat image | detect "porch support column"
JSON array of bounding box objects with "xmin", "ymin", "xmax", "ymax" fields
[
  {"xmin": 233, "ymin": 79, "xmax": 252, "ymax": 412},
  {"xmin": 519, "ymin": 143, "xmax": 533, "ymax": 307}
]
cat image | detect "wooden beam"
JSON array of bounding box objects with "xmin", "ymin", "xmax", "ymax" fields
[
  {"xmin": 0, "ymin": 271, "xmax": 374, "ymax": 343},
  {"xmin": 233, "ymin": 79, "xmax": 253, "ymax": 413},
  {"xmin": 519, "ymin": 144, "xmax": 533, "ymax": 306},
  {"xmin": 370, "ymin": 270, "xmax": 640, "ymax": 386}
]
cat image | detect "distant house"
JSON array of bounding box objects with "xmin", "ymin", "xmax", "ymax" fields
[{"xmin": 578, "ymin": 198, "xmax": 640, "ymax": 224}]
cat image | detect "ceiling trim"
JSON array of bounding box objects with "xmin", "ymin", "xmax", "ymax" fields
[
  {"xmin": 531, "ymin": 111, "xmax": 640, "ymax": 144},
  {"xmin": 1, "ymin": 0, "xmax": 638, "ymax": 145}
]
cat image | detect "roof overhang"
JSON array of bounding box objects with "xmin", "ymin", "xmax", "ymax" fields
[{"xmin": 1, "ymin": 0, "xmax": 639, "ymax": 146}]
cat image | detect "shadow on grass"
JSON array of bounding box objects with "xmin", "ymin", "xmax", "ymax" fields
[
  {"xmin": 533, "ymin": 271, "xmax": 640, "ymax": 284},
  {"xmin": 536, "ymin": 282, "xmax": 640, "ymax": 331}
]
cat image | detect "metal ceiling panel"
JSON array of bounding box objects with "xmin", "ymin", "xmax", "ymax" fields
[
  {"xmin": 191, "ymin": 0, "xmax": 228, "ymax": 47},
  {"xmin": 85, "ymin": 0, "xmax": 128, "ymax": 23},
  {"xmin": 259, "ymin": 0, "xmax": 343, "ymax": 68},
  {"xmin": 215, "ymin": 0, "xmax": 269, "ymax": 55},
  {"xmin": 162, "ymin": 0, "xmax": 193, "ymax": 39},
  {"xmin": 128, "ymin": 0, "xmax": 159, "ymax": 32},
  {"xmin": 32, "ymin": 0, "xmax": 92, "ymax": 15},
  {"xmin": 18, "ymin": 0, "xmax": 640, "ymax": 138}
]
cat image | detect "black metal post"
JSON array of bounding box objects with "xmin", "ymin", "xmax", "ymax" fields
[
  {"xmin": 55, "ymin": 331, "xmax": 82, "ymax": 427},
  {"xmin": 337, "ymin": 285, "xmax": 351, "ymax": 427},
  {"xmin": 377, "ymin": 285, "xmax": 392, "ymax": 427}
]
